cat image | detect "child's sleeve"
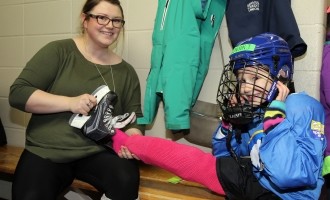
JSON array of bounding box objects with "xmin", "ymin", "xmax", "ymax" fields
[
  {"xmin": 212, "ymin": 120, "xmax": 238, "ymax": 157},
  {"xmin": 259, "ymin": 93, "xmax": 326, "ymax": 189}
]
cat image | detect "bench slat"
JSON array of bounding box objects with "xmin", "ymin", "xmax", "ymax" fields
[
  {"xmin": 0, "ymin": 145, "xmax": 224, "ymax": 200},
  {"xmin": 0, "ymin": 146, "xmax": 22, "ymax": 174}
]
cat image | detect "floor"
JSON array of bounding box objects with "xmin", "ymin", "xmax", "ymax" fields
[
  {"xmin": 0, "ymin": 180, "xmax": 101, "ymax": 200},
  {"xmin": 0, "ymin": 180, "xmax": 10, "ymax": 200}
]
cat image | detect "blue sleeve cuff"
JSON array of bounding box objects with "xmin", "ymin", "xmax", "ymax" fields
[{"xmin": 269, "ymin": 100, "xmax": 286, "ymax": 111}]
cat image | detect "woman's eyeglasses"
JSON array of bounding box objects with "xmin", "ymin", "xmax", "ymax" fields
[{"xmin": 86, "ymin": 13, "xmax": 125, "ymax": 28}]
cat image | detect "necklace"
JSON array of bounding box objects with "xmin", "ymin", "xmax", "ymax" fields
[
  {"xmin": 93, "ymin": 63, "xmax": 116, "ymax": 92},
  {"xmin": 83, "ymin": 38, "xmax": 116, "ymax": 92}
]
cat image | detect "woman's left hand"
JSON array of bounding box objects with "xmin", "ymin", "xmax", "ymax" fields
[
  {"xmin": 275, "ymin": 81, "xmax": 290, "ymax": 102},
  {"xmin": 118, "ymin": 146, "xmax": 140, "ymax": 160}
]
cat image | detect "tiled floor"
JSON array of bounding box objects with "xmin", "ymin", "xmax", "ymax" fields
[
  {"xmin": 0, "ymin": 180, "xmax": 99, "ymax": 200},
  {"xmin": 0, "ymin": 180, "xmax": 11, "ymax": 200}
]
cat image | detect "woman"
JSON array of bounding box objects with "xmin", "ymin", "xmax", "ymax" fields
[
  {"xmin": 112, "ymin": 33, "xmax": 326, "ymax": 200},
  {"xmin": 9, "ymin": 0, "xmax": 144, "ymax": 199}
]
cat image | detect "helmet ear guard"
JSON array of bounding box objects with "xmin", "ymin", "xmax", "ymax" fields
[{"xmin": 266, "ymin": 63, "xmax": 291, "ymax": 102}]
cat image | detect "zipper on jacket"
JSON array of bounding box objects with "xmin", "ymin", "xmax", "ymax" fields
[{"xmin": 160, "ymin": 0, "xmax": 170, "ymax": 30}]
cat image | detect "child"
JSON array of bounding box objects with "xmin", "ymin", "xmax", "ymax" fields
[
  {"xmin": 109, "ymin": 33, "xmax": 325, "ymax": 200},
  {"xmin": 114, "ymin": 33, "xmax": 325, "ymax": 200}
]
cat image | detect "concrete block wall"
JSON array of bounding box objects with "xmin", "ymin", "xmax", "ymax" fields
[{"xmin": 0, "ymin": 0, "xmax": 327, "ymax": 151}]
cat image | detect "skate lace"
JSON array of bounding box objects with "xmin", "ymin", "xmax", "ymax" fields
[{"xmin": 103, "ymin": 105, "xmax": 115, "ymax": 130}]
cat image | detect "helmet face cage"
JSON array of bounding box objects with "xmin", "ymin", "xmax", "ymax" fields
[{"xmin": 217, "ymin": 60, "xmax": 273, "ymax": 125}]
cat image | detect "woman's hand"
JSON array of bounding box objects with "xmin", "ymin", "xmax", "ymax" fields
[
  {"xmin": 118, "ymin": 130, "xmax": 142, "ymax": 160},
  {"xmin": 25, "ymin": 90, "xmax": 97, "ymax": 114},
  {"xmin": 275, "ymin": 81, "xmax": 290, "ymax": 102},
  {"xmin": 118, "ymin": 146, "xmax": 140, "ymax": 160},
  {"xmin": 69, "ymin": 94, "xmax": 97, "ymax": 116}
]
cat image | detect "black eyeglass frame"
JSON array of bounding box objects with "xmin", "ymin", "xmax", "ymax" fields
[{"xmin": 86, "ymin": 13, "xmax": 125, "ymax": 28}]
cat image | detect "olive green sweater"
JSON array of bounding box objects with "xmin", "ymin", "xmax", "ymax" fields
[{"xmin": 9, "ymin": 39, "xmax": 144, "ymax": 163}]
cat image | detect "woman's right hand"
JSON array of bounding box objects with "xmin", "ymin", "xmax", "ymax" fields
[
  {"xmin": 25, "ymin": 90, "xmax": 96, "ymax": 114},
  {"xmin": 69, "ymin": 94, "xmax": 97, "ymax": 116}
]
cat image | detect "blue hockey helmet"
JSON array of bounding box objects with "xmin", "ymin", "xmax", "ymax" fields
[
  {"xmin": 216, "ymin": 33, "xmax": 293, "ymax": 125},
  {"xmin": 229, "ymin": 33, "xmax": 293, "ymax": 80}
]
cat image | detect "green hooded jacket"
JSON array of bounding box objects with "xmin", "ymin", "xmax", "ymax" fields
[{"xmin": 138, "ymin": 0, "xmax": 226, "ymax": 130}]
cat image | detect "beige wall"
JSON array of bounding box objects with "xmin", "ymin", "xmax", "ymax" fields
[{"xmin": 0, "ymin": 0, "xmax": 327, "ymax": 151}]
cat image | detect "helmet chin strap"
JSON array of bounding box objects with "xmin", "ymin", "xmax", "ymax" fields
[
  {"xmin": 223, "ymin": 98, "xmax": 269, "ymax": 126},
  {"xmin": 223, "ymin": 103, "xmax": 253, "ymax": 125}
]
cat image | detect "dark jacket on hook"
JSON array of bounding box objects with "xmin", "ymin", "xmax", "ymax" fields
[{"xmin": 226, "ymin": 0, "xmax": 307, "ymax": 58}]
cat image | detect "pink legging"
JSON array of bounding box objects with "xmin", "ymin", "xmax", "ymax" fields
[{"xmin": 113, "ymin": 129, "xmax": 225, "ymax": 195}]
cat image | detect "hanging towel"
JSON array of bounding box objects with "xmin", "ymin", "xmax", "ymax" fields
[
  {"xmin": 137, "ymin": 0, "xmax": 226, "ymax": 130},
  {"xmin": 226, "ymin": 0, "xmax": 307, "ymax": 58}
]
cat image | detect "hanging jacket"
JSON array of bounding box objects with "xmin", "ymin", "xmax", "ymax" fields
[
  {"xmin": 137, "ymin": 0, "xmax": 226, "ymax": 130},
  {"xmin": 226, "ymin": 0, "xmax": 307, "ymax": 58},
  {"xmin": 321, "ymin": 42, "xmax": 330, "ymax": 176}
]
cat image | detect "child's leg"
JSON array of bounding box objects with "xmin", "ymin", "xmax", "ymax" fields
[{"xmin": 113, "ymin": 130, "xmax": 225, "ymax": 195}]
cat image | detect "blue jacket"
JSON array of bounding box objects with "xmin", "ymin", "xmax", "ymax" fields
[{"xmin": 212, "ymin": 92, "xmax": 326, "ymax": 200}]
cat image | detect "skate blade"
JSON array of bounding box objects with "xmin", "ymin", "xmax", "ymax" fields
[{"xmin": 69, "ymin": 85, "xmax": 110, "ymax": 129}]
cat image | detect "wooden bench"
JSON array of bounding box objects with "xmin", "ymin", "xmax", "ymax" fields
[{"xmin": 0, "ymin": 145, "xmax": 224, "ymax": 200}]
